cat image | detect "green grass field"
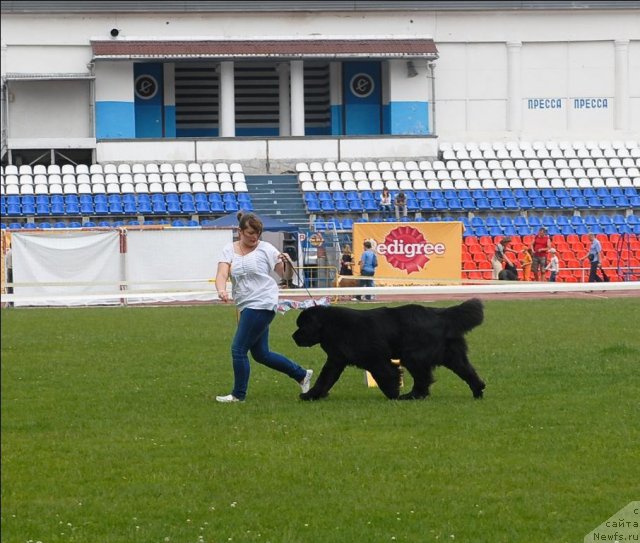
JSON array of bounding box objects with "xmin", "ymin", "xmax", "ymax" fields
[{"xmin": 2, "ymin": 298, "xmax": 639, "ymax": 543}]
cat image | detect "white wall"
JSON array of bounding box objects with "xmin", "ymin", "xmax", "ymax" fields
[{"xmin": 2, "ymin": 8, "xmax": 639, "ymax": 149}]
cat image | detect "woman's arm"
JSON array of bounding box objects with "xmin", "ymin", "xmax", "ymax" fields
[{"xmin": 215, "ymin": 262, "xmax": 231, "ymax": 302}]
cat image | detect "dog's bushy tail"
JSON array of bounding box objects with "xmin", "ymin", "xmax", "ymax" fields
[{"xmin": 442, "ymin": 298, "xmax": 484, "ymax": 335}]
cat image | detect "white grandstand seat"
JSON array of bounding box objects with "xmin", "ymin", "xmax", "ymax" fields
[
  {"xmin": 4, "ymin": 165, "xmax": 17, "ymax": 175},
  {"xmin": 368, "ymin": 171, "xmax": 382, "ymax": 182},
  {"xmin": 440, "ymin": 179, "xmax": 455, "ymax": 191},
  {"xmin": 628, "ymin": 167, "xmax": 640, "ymax": 177},
  {"xmin": 31, "ymin": 165, "xmax": 46, "ymax": 175},
  {"xmin": 558, "ymin": 168, "xmax": 572, "ymax": 178},
  {"xmin": 621, "ymin": 158, "xmax": 635, "ymax": 168},
  {"xmin": 328, "ymin": 180, "xmax": 343, "ymax": 191},
  {"xmin": 229, "ymin": 163, "xmax": 243, "ymax": 173},
  {"xmin": 591, "ymin": 177, "xmax": 605, "ymax": 188},
  {"xmin": 135, "ymin": 183, "xmax": 149, "ymax": 194},
  {"xmin": 60, "ymin": 164, "xmax": 74, "ymax": 175},
  {"xmin": 90, "ymin": 173, "xmax": 104, "ymax": 185},
  {"xmin": 312, "ymin": 172, "xmax": 327, "ymax": 183},
  {"xmin": 4, "ymin": 174, "xmax": 18, "ymax": 186},
  {"xmin": 413, "ymin": 179, "xmax": 427, "ymax": 191},
  {"xmin": 500, "ymin": 159, "xmax": 515, "ymax": 170},
  {"xmin": 364, "ymin": 161, "xmax": 378, "ymax": 172},
  {"xmin": 76, "ymin": 173, "xmax": 90, "ymax": 185},
  {"xmin": 550, "ymin": 178, "xmax": 564, "ymax": 189},
  {"xmin": 437, "ymin": 171, "xmax": 451, "ymax": 181},
  {"xmin": 405, "ymin": 160, "xmax": 419, "ymax": 171},
  {"xmin": 326, "ymin": 171, "xmax": 340, "ymax": 182},
  {"xmin": 201, "ymin": 163, "xmax": 216, "ymax": 173},
  {"xmin": 426, "ymin": 179, "xmax": 441, "ymax": 190},
  {"xmin": 563, "ymin": 148, "xmax": 577, "ymax": 159},
  {"xmin": 549, "ymin": 148, "xmax": 564, "ymax": 160},
  {"xmin": 88, "ymin": 164, "xmax": 103, "ymax": 175},
  {"xmin": 439, "ymin": 142, "xmax": 453, "ymax": 151},
  {"xmin": 482, "ymin": 148, "xmax": 497, "ymax": 159},
  {"xmin": 235, "ymin": 182, "xmax": 248, "ymax": 192},
  {"xmin": 381, "ymin": 171, "xmax": 395, "ymax": 182},
  {"xmin": 218, "ymin": 172, "xmax": 232, "ymax": 183},
  {"xmin": 132, "ymin": 173, "xmax": 147, "ymax": 185},
  {"xmin": 323, "ymin": 161, "xmax": 337, "ymax": 172},
  {"xmin": 398, "ymin": 179, "xmax": 413, "ymax": 190},
  {"xmin": 315, "ymin": 180, "xmax": 329, "ymax": 192},
  {"xmin": 522, "ymin": 178, "xmax": 536, "ymax": 189},
  {"xmin": 385, "ymin": 180, "xmax": 399, "ymax": 191},
  {"xmin": 117, "ymin": 164, "xmax": 132, "ymax": 174},
  {"xmin": 454, "ymin": 179, "xmax": 468, "ymax": 190},
  {"xmin": 336, "ymin": 161, "xmax": 351, "ymax": 172},
  {"xmin": 616, "ymin": 177, "xmax": 631, "ymax": 187},
  {"xmin": 469, "ymin": 149, "xmax": 483, "ymax": 160},
  {"xmin": 418, "ymin": 160, "xmax": 432, "ymax": 171},
  {"xmin": 340, "ymin": 171, "xmax": 354, "ymax": 182},
  {"xmin": 77, "ymin": 183, "xmax": 92, "ymax": 194},
  {"xmin": 518, "ymin": 169, "xmax": 532, "ymax": 179},
  {"xmin": 455, "ymin": 149, "xmax": 470, "ymax": 160},
  {"xmin": 522, "ymin": 149, "xmax": 537, "ymax": 160},
  {"xmin": 357, "ymin": 180, "xmax": 372, "ymax": 191},
  {"xmin": 120, "ymin": 183, "xmax": 134, "ymax": 194},
  {"xmin": 149, "ymin": 182, "xmax": 163, "ymax": 193},
  {"xmin": 441, "ymin": 150, "xmax": 456, "ymax": 161},
  {"xmin": 350, "ymin": 161, "xmax": 364, "ymax": 172},
  {"xmin": 298, "ymin": 172, "xmax": 312, "ymax": 183},
  {"xmin": 205, "ymin": 182, "xmax": 220, "ymax": 193},
  {"xmin": 178, "ymin": 181, "xmax": 193, "ymax": 193},
  {"xmin": 343, "ymin": 180, "xmax": 357, "ymax": 191},
  {"xmin": 34, "ymin": 174, "xmax": 48, "ymax": 187},
  {"xmin": 409, "ymin": 170, "xmax": 423, "ymax": 181},
  {"xmin": 185, "ymin": 163, "xmax": 201, "ymax": 174},
  {"xmin": 300, "ymin": 181, "xmax": 315, "ymax": 192},
  {"xmin": 505, "ymin": 141, "xmax": 519, "ymax": 152},
  {"xmin": 63, "ymin": 183, "xmax": 77, "ymax": 195},
  {"xmin": 391, "ymin": 161, "xmax": 405, "ymax": 171},
  {"xmin": 605, "ymin": 177, "xmax": 620, "ymax": 188},
  {"xmin": 396, "ymin": 171, "xmax": 409, "ymax": 181},
  {"xmin": 164, "ymin": 182, "xmax": 178, "ymax": 193},
  {"xmin": 161, "ymin": 173, "xmax": 175, "ymax": 184},
  {"xmin": 103, "ymin": 164, "xmax": 117, "ymax": 174},
  {"xmin": 481, "ymin": 179, "xmax": 496, "ymax": 190},
  {"xmin": 478, "ymin": 142, "xmax": 493, "ymax": 152},
  {"xmin": 106, "ymin": 183, "xmax": 120, "ymax": 194},
  {"xmin": 370, "ymin": 180, "xmax": 385, "ymax": 191},
  {"xmin": 489, "ymin": 169, "xmax": 503, "ymax": 179},
  {"xmin": 509, "ymin": 178, "xmax": 524, "ymax": 189},
  {"xmin": 49, "ymin": 174, "xmax": 62, "ymax": 186},
  {"xmin": 16, "ymin": 165, "xmax": 31, "ymax": 176},
  {"xmin": 219, "ymin": 181, "xmax": 234, "ymax": 192},
  {"xmin": 131, "ymin": 163, "xmax": 146, "ymax": 174},
  {"xmin": 175, "ymin": 172, "xmax": 189, "ymax": 184},
  {"xmin": 494, "ymin": 178, "xmax": 508, "ymax": 189},
  {"xmin": 564, "ymin": 178, "xmax": 578, "ymax": 188},
  {"xmin": 432, "ymin": 160, "xmax": 446, "ymax": 171},
  {"xmin": 309, "ymin": 162, "xmax": 323, "ymax": 173},
  {"xmin": 91, "ymin": 183, "xmax": 105, "ymax": 194},
  {"xmin": 19, "ymin": 174, "xmax": 34, "ymax": 186},
  {"xmin": 20, "ymin": 184, "xmax": 34, "ymax": 195},
  {"xmin": 577, "ymin": 178, "xmax": 592, "ymax": 188},
  {"xmin": 5, "ymin": 184, "xmax": 19, "ymax": 195},
  {"xmin": 600, "ymin": 167, "xmax": 614, "ymax": 178},
  {"xmin": 231, "ymin": 172, "xmax": 246, "ymax": 183},
  {"xmin": 173, "ymin": 163, "xmax": 187, "ymax": 174},
  {"xmin": 105, "ymin": 173, "xmax": 119, "ymax": 185},
  {"xmin": 609, "ymin": 158, "xmax": 622, "ymax": 168},
  {"xmin": 120, "ymin": 173, "xmax": 133, "ymax": 185},
  {"xmin": 510, "ymin": 148, "xmax": 524, "ymax": 159},
  {"xmin": 216, "ymin": 163, "xmax": 230, "ymax": 175},
  {"xmin": 190, "ymin": 172, "xmax": 204, "ymax": 184},
  {"xmin": 48, "ymin": 165, "xmax": 61, "ymax": 175},
  {"xmin": 514, "ymin": 159, "xmax": 527, "ymax": 170},
  {"xmin": 465, "ymin": 142, "xmax": 479, "ymax": 151},
  {"xmin": 377, "ymin": 161, "xmax": 391, "ymax": 172},
  {"xmin": 504, "ymin": 168, "xmax": 518, "ymax": 179},
  {"xmin": 537, "ymin": 178, "xmax": 551, "ymax": 189},
  {"xmin": 422, "ymin": 170, "xmax": 437, "ymax": 181},
  {"xmin": 159, "ymin": 163, "xmax": 173, "ymax": 174}
]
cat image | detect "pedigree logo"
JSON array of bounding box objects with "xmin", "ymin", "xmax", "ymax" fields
[{"xmin": 376, "ymin": 226, "xmax": 446, "ymax": 273}]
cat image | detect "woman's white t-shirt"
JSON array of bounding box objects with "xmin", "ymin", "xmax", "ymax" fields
[{"xmin": 220, "ymin": 241, "xmax": 280, "ymax": 312}]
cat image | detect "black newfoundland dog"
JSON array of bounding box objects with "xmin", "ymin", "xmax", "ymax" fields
[{"xmin": 292, "ymin": 298, "xmax": 486, "ymax": 401}]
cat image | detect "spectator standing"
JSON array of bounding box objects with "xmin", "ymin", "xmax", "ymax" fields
[
  {"xmin": 379, "ymin": 188, "xmax": 392, "ymax": 220},
  {"xmin": 214, "ymin": 212, "xmax": 313, "ymax": 402},
  {"xmin": 521, "ymin": 247, "xmax": 533, "ymax": 281},
  {"xmin": 584, "ymin": 233, "xmax": 603, "ymax": 283},
  {"xmin": 545, "ymin": 248, "xmax": 559, "ymax": 282},
  {"xmin": 531, "ymin": 227, "xmax": 551, "ymax": 281},
  {"xmin": 394, "ymin": 191, "xmax": 407, "ymax": 220},
  {"xmin": 491, "ymin": 237, "xmax": 514, "ymax": 280},
  {"xmin": 356, "ymin": 240, "xmax": 378, "ymax": 301}
]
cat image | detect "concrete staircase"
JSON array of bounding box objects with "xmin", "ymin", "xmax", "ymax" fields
[{"xmin": 245, "ymin": 175, "xmax": 310, "ymax": 227}]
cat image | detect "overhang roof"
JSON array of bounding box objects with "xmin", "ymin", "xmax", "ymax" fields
[{"xmin": 91, "ymin": 38, "xmax": 438, "ymax": 61}]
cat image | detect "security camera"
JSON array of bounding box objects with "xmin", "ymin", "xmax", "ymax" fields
[{"xmin": 110, "ymin": 28, "xmax": 120, "ymax": 38}]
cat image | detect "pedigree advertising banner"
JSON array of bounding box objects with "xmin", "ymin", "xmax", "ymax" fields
[{"xmin": 353, "ymin": 222, "xmax": 462, "ymax": 282}]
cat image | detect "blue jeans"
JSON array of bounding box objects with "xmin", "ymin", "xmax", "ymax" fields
[
  {"xmin": 230, "ymin": 308, "xmax": 306, "ymax": 400},
  {"xmin": 357, "ymin": 270, "xmax": 375, "ymax": 300}
]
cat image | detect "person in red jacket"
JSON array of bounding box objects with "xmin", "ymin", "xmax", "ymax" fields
[{"xmin": 530, "ymin": 227, "xmax": 551, "ymax": 281}]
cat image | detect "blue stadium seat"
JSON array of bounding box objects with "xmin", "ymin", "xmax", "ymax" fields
[
  {"xmin": 65, "ymin": 202, "xmax": 80, "ymax": 215},
  {"xmin": 321, "ymin": 200, "xmax": 336, "ymax": 212},
  {"xmin": 152, "ymin": 200, "xmax": 167, "ymax": 214},
  {"xmin": 224, "ymin": 200, "xmax": 239, "ymax": 212},
  {"xmin": 167, "ymin": 201, "xmax": 182, "ymax": 214}
]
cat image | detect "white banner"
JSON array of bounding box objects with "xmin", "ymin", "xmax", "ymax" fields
[{"xmin": 12, "ymin": 231, "xmax": 122, "ymax": 307}]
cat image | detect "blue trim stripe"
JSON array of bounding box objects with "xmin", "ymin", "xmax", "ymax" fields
[{"xmin": 96, "ymin": 101, "xmax": 135, "ymax": 139}]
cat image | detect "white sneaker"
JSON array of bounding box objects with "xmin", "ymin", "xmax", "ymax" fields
[
  {"xmin": 299, "ymin": 369, "xmax": 313, "ymax": 394},
  {"xmin": 216, "ymin": 394, "xmax": 243, "ymax": 403}
]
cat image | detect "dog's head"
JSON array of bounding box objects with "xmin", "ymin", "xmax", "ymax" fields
[{"xmin": 292, "ymin": 306, "xmax": 326, "ymax": 347}]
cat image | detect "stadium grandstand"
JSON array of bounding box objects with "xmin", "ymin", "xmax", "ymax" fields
[{"xmin": 1, "ymin": 0, "xmax": 639, "ymax": 293}]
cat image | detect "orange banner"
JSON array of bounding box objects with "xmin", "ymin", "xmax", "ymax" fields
[{"xmin": 352, "ymin": 221, "xmax": 462, "ymax": 283}]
